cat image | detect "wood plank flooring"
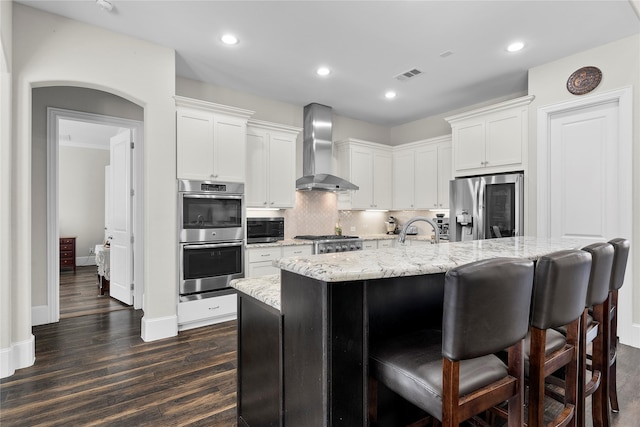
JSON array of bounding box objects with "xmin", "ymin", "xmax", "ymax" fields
[
  {"xmin": 60, "ymin": 266, "xmax": 130, "ymax": 319},
  {"xmin": 0, "ymin": 310, "xmax": 238, "ymax": 426}
]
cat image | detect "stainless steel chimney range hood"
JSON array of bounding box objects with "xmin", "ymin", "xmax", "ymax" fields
[{"xmin": 296, "ymin": 103, "xmax": 359, "ymax": 192}]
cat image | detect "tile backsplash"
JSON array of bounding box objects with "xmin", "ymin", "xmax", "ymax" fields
[{"xmin": 247, "ymin": 192, "xmax": 448, "ymax": 239}]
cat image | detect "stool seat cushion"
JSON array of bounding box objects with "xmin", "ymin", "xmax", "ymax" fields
[
  {"xmin": 523, "ymin": 328, "xmax": 567, "ymax": 376},
  {"xmin": 370, "ymin": 329, "xmax": 509, "ymax": 420}
]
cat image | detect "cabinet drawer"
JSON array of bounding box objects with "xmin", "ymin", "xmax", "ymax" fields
[
  {"xmin": 60, "ymin": 258, "xmax": 75, "ymax": 266},
  {"xmin": 282, "ymin": 246, "xmax": 312, "ymax": 257},
  {"xmin": 248, "ymin": 247, "xmax": 281, "ymax": 263},
  {"xmin": 60, "ymin": 244, "xmax": 74, "ymax": 252},
  {"xmin": 378, "ymin": 240, "xmax": 394, "ymax": 249},
  {"xmin": 60, "ymin": 238, "xmax": 75, "ymax": 245},
  {"xmin": 362, "ymin": 241, "xmax": 377, "ymax": 250},
  {"xmin": 60, "ymin": 251, "xmax": 74, "ymax": 259},
  {"xmin": 178, "ymin": 293, "xmax": 237, "ymax": 325}
]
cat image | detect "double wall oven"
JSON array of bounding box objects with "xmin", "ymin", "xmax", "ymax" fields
[{"xmin": 178, "ymin": 180, "xmax": 244, "ymax": 301}]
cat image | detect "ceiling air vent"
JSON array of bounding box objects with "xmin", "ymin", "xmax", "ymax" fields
[{"xmin": 395, "ymin": 68, "xmax": 424, "ymax": 82}]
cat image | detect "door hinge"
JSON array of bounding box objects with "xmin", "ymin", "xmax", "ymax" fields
[
  {"xmin": 130, "ymin": 189, "xmax": 135, "ymax": 197},
  {"xmin": 130, "ymin": 235, "xmax": 134, "ymax": 244},
  {"xmin": 130, "ymin": 283, "xmax": 134, "ymax": 290},
  {"xmin": 130, "ymin": 142, "xmax": 135, "ymax": 149}
]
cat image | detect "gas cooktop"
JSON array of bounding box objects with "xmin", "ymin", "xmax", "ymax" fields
[
  {"xmin": 294, "ymin": 235, "xmax": 359, "ymax": 241},
  {"xmin": 294, "ymin": 235, "xmax": 363, "ymax": 254}
]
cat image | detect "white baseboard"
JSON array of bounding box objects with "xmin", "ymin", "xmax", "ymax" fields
[
  {"xmin": 141, "ymin": 314, "xmax": 178, "ymax": 342},
  {"xmin": 0, "ymin": 335, "xmax": 35, "ymax": 379},
  {"xmin": 32, "ymin": 304, "xmax": 50, "ymax": 326},
  {"xmin": 620, "ymin": 322, "xmax": 640, "ymax": 349}
]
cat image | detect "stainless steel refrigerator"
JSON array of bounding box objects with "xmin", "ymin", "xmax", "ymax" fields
[{"xmin": 449, "ymin": 172, "xmax": 524, "ymax": 242}]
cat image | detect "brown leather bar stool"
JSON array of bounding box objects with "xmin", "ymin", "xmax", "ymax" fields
[
  {"xmin": 525, "ymin": 249, "xmax": 592, "ymax": 427},
  {"xmin": 368, "ymin": 257, "xmax": 534, "ymax": 427},
  {"xmin": 603, "ymin": 238, "xmax": 630, "ymax": 414}
]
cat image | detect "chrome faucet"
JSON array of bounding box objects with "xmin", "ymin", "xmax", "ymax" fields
[{"xmin": 398, "ymin": 216, "xmax": 440, "ymax": 245}]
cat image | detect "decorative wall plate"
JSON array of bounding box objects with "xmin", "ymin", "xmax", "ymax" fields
[{"xmin": 566, "ymin": 66, "xmax": 602, "ymax": 95}]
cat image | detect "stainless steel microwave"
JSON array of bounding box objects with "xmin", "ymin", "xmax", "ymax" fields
[{"xmin": 247, "ymin": 217, "xmax": 284, "ymax": 244}]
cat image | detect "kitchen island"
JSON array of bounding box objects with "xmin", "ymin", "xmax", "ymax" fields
[{"xmin": 234, "ymin": 236, "xmax": 598, "ymax": 427}]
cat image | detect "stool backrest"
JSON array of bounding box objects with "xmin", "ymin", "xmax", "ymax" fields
[
  {"xmin": 608, "ymin": 238, "xmax": 630, "ymax": 292},
  {"xmin": 582, "ymin": 242, "xmax": 614, "ymax": 307},
  {"xmin": 529, "ymin": 250, "xmax": 592, "ymax": 330},
  {"xmin": 442, "ymin": 257, "xmax": 534, "ymax": 361}
]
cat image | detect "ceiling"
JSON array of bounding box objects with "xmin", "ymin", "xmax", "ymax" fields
[{"xmin": 17, "ymin": 0, "xmax": 640, "ymax": 127}]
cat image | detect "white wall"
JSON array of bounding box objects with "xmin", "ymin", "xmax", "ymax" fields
[
  {"xmin": 59, "ymin": 145, "xmax": 110, "ymax": 263},
  {"xmin": 0, "ymin": 0, "xmax": 13, "ymax": 377},
  {"xmin": 528, "ymin": 34, "xmax": 640, "ymax": 334},
  {"xmin": 6, "ymin": 3, "xmax": 177, "ymax": 377},
  {"xmin": 389, "ymin": 92, "xmax": 526, "ymax": 145}
]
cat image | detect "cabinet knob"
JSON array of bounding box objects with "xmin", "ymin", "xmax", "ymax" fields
[{"xmin": 263, "ymin": 201, "xmax": 267, "ymax": 205}]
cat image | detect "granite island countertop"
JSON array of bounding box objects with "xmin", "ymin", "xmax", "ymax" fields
[
  {"xmin": 230, "ymin": 274, "xmax": 281, "ymax": 310},
  {"xmin": 273, "ymin": 236, "xmax": 596, "ymax": 283}
]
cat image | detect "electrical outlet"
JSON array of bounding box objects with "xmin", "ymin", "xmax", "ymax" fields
[
  {"xmin": 89, "ymin": 247, "xmax": 95, "ymax": 255},
  {"xmin": 350, "ymin": 226, "xmax": 356, "ymax": 232}
]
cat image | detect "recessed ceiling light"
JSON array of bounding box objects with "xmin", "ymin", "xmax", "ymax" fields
[
  {"xmin": 316, "ymin": 67, "xmax": 331, "ymax": 76},
  {"xmin": 96, "ymin": 0, "xmax": 114, "ymax": 12},
  {"xmin": 385, "ymin": 91, "xmax": 397, "ymax": 99},
  {"xmin": 221, "ymin": 34, "xmax": 239, "ymax": 45},
  {"xmin": 507, "ymin": 41, "xmax": 525, "ymax": 52}
]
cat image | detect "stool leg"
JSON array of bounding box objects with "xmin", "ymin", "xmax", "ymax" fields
[
  {"xmin": 609, "ymin": 291, "xmax": 620, "ymax": 413},
  {"xmin": 592, "ymin": 301, "xmax": 611, "ymax": 427},
  {"xmin": 528, "ymin": 328, "xmax": 546, "ymax": 427}
]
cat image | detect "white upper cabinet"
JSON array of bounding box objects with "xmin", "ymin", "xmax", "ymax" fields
[
  {"xmin": 246, "ymin": 120, "xmax": 301, "ymax": 209},
  {"xmin": 335, "ymin": 139, "xmax": 393, "ymax": 210},
  {"xmin": 176, "ymin": 96, "xmax": 254, "ymax": 182},
  {"xmin": 393, "ymin": 135, "xmax": 452, "ymax": 210},
  {"xmin": 446, "ymin": 95, "xmax": 534, "ymax": 177}
]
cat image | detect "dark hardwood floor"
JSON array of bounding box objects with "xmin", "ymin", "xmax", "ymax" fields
[
  {"xmin": 60, "ymin": 266, "xmax": 130, "ymax": 319},
  {"xmin": 0, "ymin": 310, "xmax": 238, "ymax": 426},
  {"xmin": 1, "ymin": 268, "xmax": 639, "ymax": 426}
]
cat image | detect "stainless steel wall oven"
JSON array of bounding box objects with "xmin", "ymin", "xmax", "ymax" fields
[{"xmin": 178, "ymin": 180, "xmax": 244, "ymax": 301}]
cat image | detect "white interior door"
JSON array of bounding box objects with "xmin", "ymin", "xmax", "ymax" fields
[
  {"xmin": 548, "ymin": 100, "xmax": 619, "ymax": 243},
  {"xmin": 109, "ymin": 130, "xmax": 133, "ymax": 305}
]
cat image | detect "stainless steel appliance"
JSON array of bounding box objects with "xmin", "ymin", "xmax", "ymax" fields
[
  {"xmin": 178, "ymin": 180, "xmax": 244, "ymax": 243},
  {"xmin": 294, "ymin": 235, "xmax": 363, "ymax": 254},
  {"xmin": 449, "ymin": 172, "xmax": 524, "ymax": 242},
  {"xmin": 247, "ymin": 217, "xmax": 284, "ymax": 244},
  {"xmin": 178, "ymin": 180, "xmax": 245, "ymax": 300}
]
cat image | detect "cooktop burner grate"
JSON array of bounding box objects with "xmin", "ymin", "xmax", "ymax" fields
[{"xmin": 294, "ymin": 235, "xmax": 359, "ymax": 241}]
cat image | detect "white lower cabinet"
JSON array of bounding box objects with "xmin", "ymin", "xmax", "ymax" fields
[
  {"xmin": 177, "ymin": 292, "xmax": 237, "ymax": 331},
  {"xmin": 246, "ymin": 245, "xmax": 313, "ymax": 278},
  {"xmin": 363, "ymin": 239, "xmax": 395, "ymax": 250}
]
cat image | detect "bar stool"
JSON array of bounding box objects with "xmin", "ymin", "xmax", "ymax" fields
[
  {"xmin": 525, "ymin": 249, "xmax": 592, "ymax": 427},
  {"xmin": 368, "ymin": 257, "xmax": 534, "ymax": 427},
  {"xmin": 601, "ymin": 238, "xmax": 630, "ymax": 415},
  {"xmin": 581, "ymin": 242, "xmax": 615, "ymax": 427}
]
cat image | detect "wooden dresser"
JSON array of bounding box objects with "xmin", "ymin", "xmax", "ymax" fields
[{"xmin": 59, "ymin": 237, "xmax": 76, "ymax": 272}]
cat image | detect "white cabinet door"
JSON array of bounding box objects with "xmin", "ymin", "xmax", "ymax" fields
[
  {"xmin": 350, "ymin": 147, "xmax": 374, "ymax": 209},
  {"xmin": 248, "ymin": 262, "xmax": 280, "ymax": 278},
  {"xmin": 268, "ymin": 133, "xmax": 296, "ymax": 208},
  {"xmin": 414, "ymin": 145, "xmax": 438, "ymax": 209},
  {"xmin": 437, "ymin": 143, "xmax": 452, "ymax": 209},
  {"xmin": 372, "ymin": 150, "xmax": 392, "ymax": 209},
  {"xmin": 213, "ymin": 115, "xmax": 247, "ymax": 182},
  {"xmin": 176, "ymin": 97, "xmax": 253, "ymax": 181},
  {"xmin": 393, "ymin": 149, "xmax": 415, "ymax": 209},
  {"xmin": 453, "ymin": 121, "xmax": 485, "ymax": 172},
  {"xmin": 246, "ymin": 128, "xmax": 269, "ymax": 207},
  {"xmin": 485, "ymin": 110, "xmax": 523, "ymax": 169},
  {"xmin": 176, "ymin": 107, "xmax": 215, "ymax": 180},
  {"xmin": 377, "ymin": 239, "xmax": 394, "ymax": 249},
  {"xmin": 447, "ymin": 95, "xmax": 533, "ymax": 177}
]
